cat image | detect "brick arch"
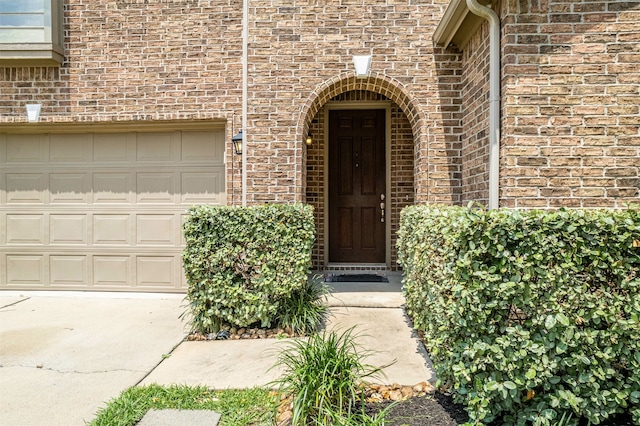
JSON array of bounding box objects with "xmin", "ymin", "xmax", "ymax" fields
[
  {"xmin": 298, "ymin": 73, "xmax": 426, "ymax": 143},
  {"xmin": 296, "ymin": 72, "xmax": 430, "ymax": 203}
]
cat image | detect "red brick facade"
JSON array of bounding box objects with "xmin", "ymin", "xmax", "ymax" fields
[{"xmin": 1, "ymin": 0, "xmax": 638, "ymax": 271}]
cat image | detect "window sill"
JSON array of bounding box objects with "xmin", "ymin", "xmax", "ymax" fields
[{"xmin": 0, "ymin": 43, "xmax": 64, "ymax": 67}]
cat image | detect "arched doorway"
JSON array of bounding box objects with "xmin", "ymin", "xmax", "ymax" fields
[{"xmin": 301, "ymin": 80, "xmax": 423, "ymax": 271}]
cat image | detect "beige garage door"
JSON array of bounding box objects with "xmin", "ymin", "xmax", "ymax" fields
[{"xmin": 0, "ymin": 129, "xmax": 225, "ymax": 292}]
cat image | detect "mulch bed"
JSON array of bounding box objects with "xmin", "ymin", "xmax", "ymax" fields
[
  {"xmin": 367, "ymin": 393, "xmax": 636, "ymax": 426},
  {"xmin": 366, "ymin": 392, "xmax": 468, "ymax": 426}
]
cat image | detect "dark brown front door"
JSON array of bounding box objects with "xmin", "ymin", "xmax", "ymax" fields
[{"xmin": 329, "ymin": 109, "xmax": 386, "ymax": 263}]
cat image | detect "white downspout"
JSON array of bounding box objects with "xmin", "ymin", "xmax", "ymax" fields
[
  {"xmin": 466, "ymin": 0, "xmax": 500, "ymax": 210},
  {"xmin": 241, "ymin": 0, "xmax": 248, "ymax": 206}
]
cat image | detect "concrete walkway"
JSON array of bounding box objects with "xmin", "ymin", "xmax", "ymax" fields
[
  {"xmin": 0, "ymin": 273, "xmax": 434, "ymax": 425},
  {"xmin": 0, "ymin": 292, "xmax": 187, "ymax": 426}
]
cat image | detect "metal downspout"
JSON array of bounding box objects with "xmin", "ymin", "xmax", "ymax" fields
[
  {"xmin": 466, "ymin": 0, "xmax": 500, "ymax": 210},
  {"xmin": 241, "ymin": 0, "xmax": 248, "ymax": 206}
]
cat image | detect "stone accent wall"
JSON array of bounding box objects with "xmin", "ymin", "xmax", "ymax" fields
[{"xmin": 499, "ymin": 0, "xmax": 640, "ymax": 208}]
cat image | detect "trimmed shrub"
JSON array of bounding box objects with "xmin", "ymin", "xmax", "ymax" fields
[
  {"xmin": 182, "ymin": 204, "xmax": 315, "ymax": 333},
  {"xmin": 397, "ymin": 205, "xmax": 640, "ymax": 425}
]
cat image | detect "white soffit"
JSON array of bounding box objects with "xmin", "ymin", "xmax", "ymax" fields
[{"xmin": 434, "ymin": 0, "xmax": 492, "ymax": 49}]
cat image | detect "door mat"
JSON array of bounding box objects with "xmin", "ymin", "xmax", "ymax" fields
[{"xmin": 324, "ymin": 274, "xmax": 389, "ymax": 283}]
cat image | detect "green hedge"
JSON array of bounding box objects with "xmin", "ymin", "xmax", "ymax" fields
[
  {"xmin": 182, "ymin": 204, "xmax": 315, "ymax": 333},
  {"xmin": 397, "ymin": 205, "xmax": 640, "ymax": 425}
]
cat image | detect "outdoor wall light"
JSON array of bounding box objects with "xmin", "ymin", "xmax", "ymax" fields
[
  {"xmin": 26, "ymin": 103, "xmax": 41, "ymax": 123},
  {"xmin": 232, "ymin": 129, "xmax": 243, "ymax": 155},
  {"xmin": 305, "ymin": 133, "xmax": 313, "ymax": 146},
  {"xmin": 352, "ymin": 55, "xmax": 372, "ymax": 77}
]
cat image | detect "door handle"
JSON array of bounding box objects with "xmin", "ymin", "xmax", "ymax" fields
[{"xmin": 380, "ymin": 201, "xmax": 385, "ymax": 222}]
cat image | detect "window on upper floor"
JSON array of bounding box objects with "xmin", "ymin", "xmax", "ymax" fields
[{"xmin": 0, "ymin": 0, "xmax": 64, "ymax": 66}]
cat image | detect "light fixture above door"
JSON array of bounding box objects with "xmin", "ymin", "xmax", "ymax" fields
[{"xmin": 352, "ymin": 55, "xmax": 372, "ymax": 77}]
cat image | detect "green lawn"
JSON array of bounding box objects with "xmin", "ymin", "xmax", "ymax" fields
[{"xmin": 89, "ymin": 384, "xmax": 278, "ymax": 426}]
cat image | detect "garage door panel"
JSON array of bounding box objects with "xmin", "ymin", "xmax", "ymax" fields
[
  {"xmin": 5, "ymin": 134, "xmax": 48, "ymax": 163},
  {"xmin": 137, "ymin": 215, "xmax": 176, "ymax": 246},
  {"xmin": 137, "ymin": 132, "xmax": 176, "ymax": 162},
  {"xmin": 181, "ymin": 171, "xmax": 224, "ymax": 204},
  {"xmin": 137, "ymin": 256, "xmax": 175, "ymax": 288},
  {"xmin": 181, "ymin": 131, "xmax": 224, "ymax": 163},
  {"xmin": 6, "ymin": 173, "xmax": 47, "ymax": 204},
  {"xmin": 6, "ymin": 255, "xmax": 45, "ymax": 284},
  {"xmin": 137, "ymin": 172, "xmax": 175, "ymax": 203},
  {"xmin": 1, "ymin": 128, "xmax": 225, "ymax": 292},
  {"xmin": 93, "ymin": 256, "xmax": 131, "ymax": 286},
  {"xmin": 93, "ymin": 172, "xmax": 134, "ymax": 203},
  {"xmin": 50, "ymin": 215, "xmax": 87, "ymax": 245},
  {"xmin": 7, "ymin": 214, "xmax": 45, "ymax": 244},
  {"xmin": 93, "ymin": 133, "xmax": 135, "ymax": 162},
  {"xmin": 50, "ymin": 134, "xmax": 92, "ymax": 163},
  {"xmin": 50, "ymin": 173, "xmax": 90, "ymax": 203},
  {"xmin": 94, "ymin": 214, "xmax": 132, "ymax": 245},
  {"xmin": 50, "ymin": 255, "xmax": 87, "ymax": 285}
]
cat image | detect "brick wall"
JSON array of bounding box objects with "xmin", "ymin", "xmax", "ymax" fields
[
  {"xmin": 305, "ymin": 111, "xmax": 325, "ymax": 269},
  {"xmin": 500, "ymin": 0, "xmax": 640, "ymax": 208},
  {"xmin": 1, "ymin": 1, "xmax": 242, "ymax": 121},
  {"xmin": 460, "ymin": 23, "xmax": 491, "ymax": 205},
  {"xmin": 245, "ymin": 0, "xmax": 460, "ymax": 205},
  {"xmin": 1, "ymin": 0, "xmax": 460, "ymax": 209},
  {"xmin": 4, "ymin": 0, "xmax": 636, "ymax": 271},
  {"xmin": 390, "ymin": 104, "xmax": 416, "ymax": 267},
  {"xmin": 1, "ymin": 0, "xmax": 459, "ymax": 271},
  {"xmin": 430, "ymin": 46, "xmax": 464, "ymax": 205}
]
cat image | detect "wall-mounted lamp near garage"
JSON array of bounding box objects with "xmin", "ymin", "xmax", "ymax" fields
[
  {"xmin": 353, "ymin": 55, "xmax": 372, "ymax": 77},
  {"xmin": 305, "ymin": 133, "xmax": 313, "ymax": 146},
  {"xmin": 26, "ymin": 103, "xmax": 41, "ymax": 123},
  {"xmin": 232, "ymin": 129, "xmax": 243, "ymax": 155}
]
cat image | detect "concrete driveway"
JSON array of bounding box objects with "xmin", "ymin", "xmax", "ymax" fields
[{"xmin": 0, "ymin": 292, "xmax": 187, "ymax": 426}]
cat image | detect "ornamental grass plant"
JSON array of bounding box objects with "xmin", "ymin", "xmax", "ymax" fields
[
  {"xmin": 276, "ymin": 278, "xmax": 331, "ymax": 335},
  {"xmin": 270, "ymin": 327, "xmax": 392, "ymax": 425}
]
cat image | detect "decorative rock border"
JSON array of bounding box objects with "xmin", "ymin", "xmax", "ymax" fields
[
  {"xmin": 275, "ymin": 382, "xmax": 435, "ymax": 424},
  {"xmin": 186, "ymin": 326, "xmax": 307, "ymax": 341}
]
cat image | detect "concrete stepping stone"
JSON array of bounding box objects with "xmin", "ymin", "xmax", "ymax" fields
[{"xmin": 137, "ymin": 409, "xmax": 221, "ymax": 426}]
